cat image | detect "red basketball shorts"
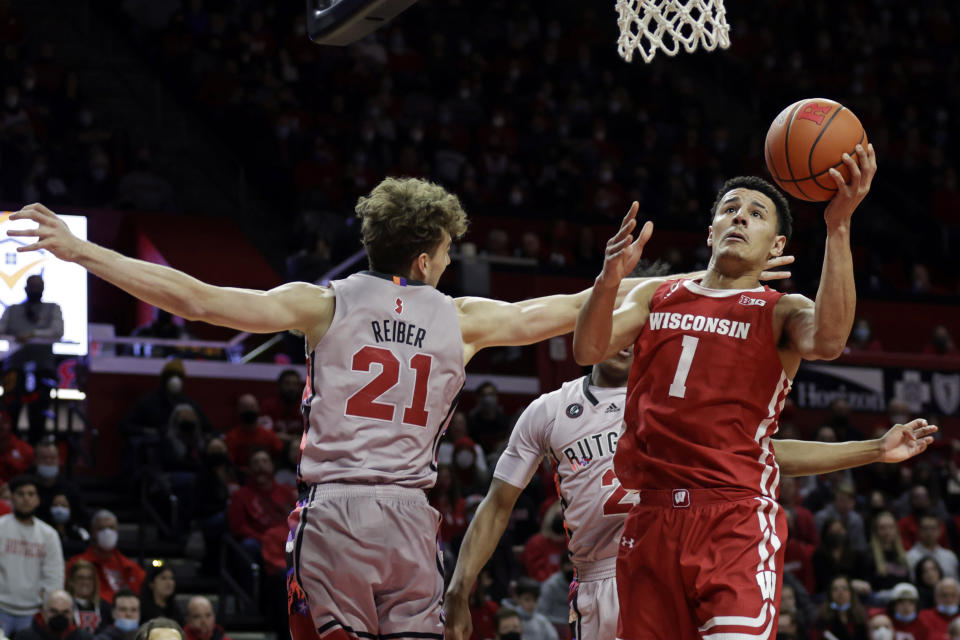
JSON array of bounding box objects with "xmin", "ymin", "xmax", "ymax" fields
[{"xmin": 616, "ymin": 489, "xmax": 786, "ymax": 640}]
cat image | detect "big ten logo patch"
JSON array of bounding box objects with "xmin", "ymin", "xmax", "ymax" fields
[
  {"xmin": 738, "ymin": 295, "xmax": 766, "ymax": 307},
  {"xmin": 797, "ymin": 102, "xmax": 833, "ymax": 126}
]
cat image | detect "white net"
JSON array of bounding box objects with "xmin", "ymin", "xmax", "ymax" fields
[{"xmin": 615, "ymin": 0, "xmax": 731, "ymax": 63}]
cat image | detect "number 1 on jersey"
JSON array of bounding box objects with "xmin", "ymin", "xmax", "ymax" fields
[{"xmin": 668, "ymin": 335, "xmax": 700, "ymax": 398}]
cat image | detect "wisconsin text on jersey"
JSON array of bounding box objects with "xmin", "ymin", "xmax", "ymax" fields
[
  {"xmin": 370, "ymin": 319, "xmax": 427, "ymax": 348},
  {"xmin": 647, "ymin": 312, "xmax": 751, "ymax": 340}
]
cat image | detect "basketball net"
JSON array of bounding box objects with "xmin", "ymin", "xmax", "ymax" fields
[{"xmin": 615, "ymin": 0, "xmax": 731, "ymax": 63}]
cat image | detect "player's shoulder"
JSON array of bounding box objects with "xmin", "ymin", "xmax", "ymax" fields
[{"xmin": 774, "ymin": 292, "xmax": 814, "ymax": 316}]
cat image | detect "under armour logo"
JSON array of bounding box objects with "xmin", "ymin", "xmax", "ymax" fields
[
  {"xmin": 620, "ymin": 536, "xmax": 635, "ymax": 548},
  {"xmin": 605, "ymin": 403, "xmax": 621, "ymax": 414},
  {"xmin": 395, "ymin": 298, "xmax": 403, "ymax": 314},
  {"xmin": 673, "ymin": 489, "xmax": 691, "ymax": 508}
]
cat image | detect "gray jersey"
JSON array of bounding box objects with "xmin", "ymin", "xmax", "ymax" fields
[
  {"xmin": 494, "ymin": 377, "xmax": 635, "ymax": 568},
  {"xmin": 299, "ymin": 271, "xmax": 465, "ymax": 489}
]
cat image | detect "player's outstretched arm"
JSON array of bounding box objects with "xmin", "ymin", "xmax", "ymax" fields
[
  {"xmin": 780, "ymin": 144, "xmax": 876, "ymax": 361},
  {"xmin": 573, "ymin": 203, "xmax": 653, "ymax": 365},
  {"xmin": 8, "ymin": 203, "xmax": 329, "ymax": 336},
  {"xmin": 444, "ymin": 479, "xmax": 524, "ymax": 640},
  {"xmin": 775, "ymin": 418, "xmax": 936, "ymax": 477}
]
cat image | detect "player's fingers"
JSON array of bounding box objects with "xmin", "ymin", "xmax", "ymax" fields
[
  {"xmin": 618, "ymin": 201, "xmax": 639, "ymax": 227},
  {"xmin": 844, "ymin": 151, "xmax": 862, "ymax": 186},
  {"xmin": 902, "ymin": 418, "xmax": 927, "ymax": 430},
  {"xmin": 15, "ymin": 241, "xmax": 45, "ymax": 252},
  {"xmin": 759, "ymin": 270, "xmax": 791, "ymax": 281},
  {"xmin": 6, "ymin": 227, "xmax": 41, "ymax": 237},
  {"xmin": 7, "ymin": 209, "xmax": 42, "ymax": 223},
  {"xmin": 610, "ymin": 216, "xmax": 637, "ymax": 244},
  {"xmin": 765, "ymin": 255, "xmax": 795, "ymax": 269},
  {"xmin": 915, "ymin": 425, "xmax": 938, "ymax": 438},
  {"xmin": 634, "ymin": 220, "xmax": 653, "ymax": 247},
  {"xmin": 827, "ymin": 168, "xmax": 846, "ymax": 190},
  {"xmin": 607, "ymin": 235, "xmax": 633, "ymax": 256}
]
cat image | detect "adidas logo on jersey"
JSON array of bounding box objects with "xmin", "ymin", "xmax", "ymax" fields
[
  {"xmin": 605, "ymin": 403, "xmax": 621, "ymax": 414},
  {"xmin": 738, "ymin": 294, "xmax": 766, "ymax": 307}
]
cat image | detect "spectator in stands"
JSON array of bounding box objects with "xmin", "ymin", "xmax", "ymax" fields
[
  {"xmin": 429, "ymin": 465, "xmax": 466, "ymax": 546},
  {"xmin": 898, "ymin": 485, "xmax": 949, "ymax": 551},
  {"xmin": 273, "ymin": 440, "xmax": 299, "ymax": 488},
  {"xmin": 227, "ymin": 448, "xmax": 296, "ymax": 561},
  {"xmin": 925, "ymin": 325, "xmax": 957, "ymax": 356},
  {"xmin": 115, "ymin": 146, "xmax": 174, "ymax": 212},
  {"xmin": 826, "ymin": 398, "xmax": 866, "ymax": 442},
  {"xmin": 500, "ymin": 579, "xmax": 556, "ymax": 640},
  {"xmin": 258, "ymin": 369, "xmax": 304, "ymax": 444},
  {"xmin": 437, "ymin": 412, "xmax": 488, "ymax": 478},
  {"xmin": 65, "ymin": 560, "xmax": 111, "ymax": 632},
  {"xmin": 781, "ymin": 475, "xmax": 818, "ymax": 546},
  {"xmin": 846, "ymin": 318, "xmax": 883, "ymax": 353},
  {"xmin": 183, "ymin": 597, "xmax": 230, "ymax": 640},
  {"xmin": 951, "ymin": 618, "xmax": 960, "ymax": 640},
  {"xmin": 468, "ymin": 382, "xmax": 511, "ymax": 454},
  {"xmin": 813, "ymin": 518, "xmax": 870, "ymax": 595},
  {"xmin": 224, "ymin": 395, "xmax": 282, "ymax": 473},
  {"xmin": 138, "ymin": 565, "xmax": 181, "ymax": 626},
  {"xmin": 50, "ymin": 493, "xmax": 91, "ymax": 558},
  {"xmin": 0, "ymin": 274, "xmax": 63, "ymax": 444},
  {"xmin": 0, "ymin": 475, "xmax": 64, "ymax": 635},
  {"xmin": 66, "ymin": 510, "xmax": 145, "ymax": 604},
  {"xmin": 194, "ymin": 439, "xmax": 235, "ymax": 576},
  {"xmin": 128, "ymin": 310, "xmax": 190, "ymax": 359},
  {"xmin": 15, "ymin": 590, "xmax": 92, "ymax": 640},
  {"xmin": 888, "ymin": 582, "xmax": 927, "ymax": 639},
  {"xmin": 868, "ymin": 511, "xmax": 911, "ymax": 596},
  {"xmin": 813, "ymin": 575, "xmax": 868, "ymax": 640},
  {"xmin": 919, "ymin": 577, "xmax": 960, "ymax": 639},
  {"xmin": 777, "ymin": 610, "xmax": 799, "ymax": 640},
  {"xmin": 783, "ymin": 507, "xmax": 816, "ymax": 594},
  {"xmin": 494, "ymin": 607, "xmax": 522, "ymax": 640},
  {"xmin": 521, "ymin": 501, "xmax": 566, "ymax": 583},
  {"xmin": 0, "ymin": 410, "xmax": 33, "ymax": 486},
  {"xmin": 120, "ymin": 360, "xmax": 209, "ymax": 475},
  {"xmin": 908, "ymin": 515, "xmax": 959, "ymax": 581},
  {"xmin": 780, "ymin": 584, "xmax": 810, "ymax": 640},
  {"xmin": 134, "ymin": 618, "xmax": 184, "ymax": 640},
  {"xmin": 94, "ymin": 589, "xmax": 139, "ymax": 640},
  {"xmin": 867, "ymin": 613, "xmax": 894, "ymax": 640},
  {"xmin": 917, "ymin": 557, "xmax": 946, "ymax": 611},
  {"xmin": 32, "ymin": 438, "xmax": 86, "ymax": 526},
  {"xmin": 451, "ymin": 436, "xmax": 487, "ymax": 496},
  {"xmin": 536, "ymin": 556, "xmax": 572, "ymax": 628},
  {"xmin": 159, "ymin": 404, "xmax": 205, "ymax": 530},
  {"xmin": 816, "ymin": 481, "xmax": 869, "ymax": 552}
]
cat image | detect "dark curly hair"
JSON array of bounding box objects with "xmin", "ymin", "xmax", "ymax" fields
[{"xmin": 710, "ymin": 176, "xmax": 792, "ymax": 242}]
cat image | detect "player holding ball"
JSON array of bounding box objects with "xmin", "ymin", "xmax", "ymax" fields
[{"xmin": 573, "ymin": 143, "xmax": 939, "ymax": 639}]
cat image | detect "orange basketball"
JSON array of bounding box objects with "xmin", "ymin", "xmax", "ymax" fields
[{"xmin": 764, "ymin": 98, "xmax": 868, "ymax": 202}]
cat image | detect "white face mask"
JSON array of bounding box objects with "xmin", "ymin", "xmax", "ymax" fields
[
  {"xmin": 870, "ymin": 628, "xmax": 893, "ymax": 640},
  {"xmin": 165, "ymin": 376, "xmax": 183, "ymax": 395},
  {"xmin": 50, "ymin": 506, "xmax": 70, "ymax": 524},
  {"xmin": 36, "ymin": 464, "xmax": 59, "ymax": 479},
  {"xmin": 455, "ymin": 450, "xmax": 474, "ymax": 469},
  {"xmin": 96, "ymin": 528, "xmax": 118, "ymax": 551}
]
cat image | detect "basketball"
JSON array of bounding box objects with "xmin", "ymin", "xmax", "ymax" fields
[{"xmin": 764, "ymin": 98, "xmax": 868, "ymax": 202}]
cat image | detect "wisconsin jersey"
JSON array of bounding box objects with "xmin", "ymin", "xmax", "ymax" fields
[
  {"xmin": 614, "ymin": 279, "xmax": 790, "ymax": 499},
  {"xmin": 494, "ymin": 377, "xmax": 632, "ymax": 568},
  {"xmin": 299, "ymin": 271, "xmax": 465, "ymax": 489}
]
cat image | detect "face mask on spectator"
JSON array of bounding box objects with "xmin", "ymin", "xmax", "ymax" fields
[
  {"xmin": 36, "ymin": 464, "xmax": 59, "ymax": 479},
  {"xmin": 830, "ymin": 601, "xmax": 851, "ymax": 612},
  {"xmin": 166, "ymin": 376, "xmax": 183, "ymax": 395},
  {"xmin": 938, "ymin": 604, "xmax": 959, "ymax": 617},
  {"xmin": 97, "ymin": 528, "xmax": 119, "ymax": 551},
  {"xmin": 893, "ymin": 611, "xmax": 916, "ymax": 624},
  {"xmin": 455, "ymin": 450, "xmax": 474, "ymax": 469},
  {"xmin": 114, "ymin": 619, "xmax": 139, "ymax": 633},
  {"xmin": 853, "ymin": 327, "xmax": 870, "ymax": 343},
  {"xmin": 48, "ymin": 615, "xmax": 69, "ymax": 634},
  {"xmin": 870, "ymin": 629, "xmax": 893, "ymax": 640},
  {"xmin": 50, "ymin": 506, "xmax": 70, "ymax": 524}
]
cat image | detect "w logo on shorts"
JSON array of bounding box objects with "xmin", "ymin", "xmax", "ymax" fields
[
  {"xmin": 672, "ymin": 489, "xmax": 690, "ymax": 508},
  {"xmin": 756, "ymin": 570, "xmax": 777, "ymax": 601}
]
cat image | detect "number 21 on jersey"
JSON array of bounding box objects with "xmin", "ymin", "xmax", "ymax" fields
[{"xmin": 344, "ymin": 345, "xmax": 432, "ymax": 427}]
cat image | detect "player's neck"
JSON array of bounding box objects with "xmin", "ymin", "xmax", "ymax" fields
[
  {"xmin": 590, "ymin": 368, "xmax": 626, "ymax": 389},
  {"xmin": 700, "ymin": 265, "xmax": 761, "ymax": 290}
]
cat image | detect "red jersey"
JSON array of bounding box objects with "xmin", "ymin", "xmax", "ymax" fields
[
  {"xmin": 615, "ymin": 279, "xmax": 791, "ymax": 497},
  {"xmin": 66, "ymin": 547, "xmax": 146, "ymax": 603}
]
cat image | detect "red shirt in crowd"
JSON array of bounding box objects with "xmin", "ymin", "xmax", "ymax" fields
[
  {"xmin": 259, "ymin": 395, "xmax": 303, "ymax": 439},
  {"xmin": 893, "ymin": 613, "xmax": 932, "ymax": 640},
  {"xmin": 227, "ymin": 480, "xmax": 297, "ymax": 542},
  {"xmin": 919, "ymin": 606, "xmax": 959, "ymax": 640},
  {"xmin": 470, "ymin": 599, "xmax": 499, "ymax": 640},
  {"xmin": 430, "ymin": 494, "xmax": 467, "ymax": 544},
  {"xmin": 522, "ymin": 533, "xmax": 566, "ymax": 583},
  {"xmin": 0, "ymin": 435, "xmax": 34, "ymax": 484},
  {"xmin": 899, "ymin": 513, "xmax": 950, "ymax": 550},
  {"xmin": 185, "ymin": 624, "xmax": 233, "ymax": 640},
  {"xmin": 66, "ymin": 547, "xmax": 146, "ymax": 604},
  {"xmin": 224, "ymin": 425, "xmax": 284, "ymax": 471}
]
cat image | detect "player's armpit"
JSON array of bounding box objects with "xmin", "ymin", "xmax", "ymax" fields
[
  {"xmin": 776, "ymin": 293, "xmax": 845, "ymax": 362},
  {"xmin": 578, "ymin": 278, "xmax": 660, "ymax": 364}
]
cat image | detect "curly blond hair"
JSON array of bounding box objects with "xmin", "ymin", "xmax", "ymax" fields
[{"xmin": 355, "ymin": 177, "xmax": 469, "ymax": 275}]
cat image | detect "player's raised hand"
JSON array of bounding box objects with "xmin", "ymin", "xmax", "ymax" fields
[
  {"xmin": 879, "ymin": 418, "xmax": 938, "ymax": 463},
  {"xmin": 7, "ymin": 203, "xmax": 84, "ymax": 262},
  {"xmin": 758, "ymin": 254, "xmax": 794, "ymax": 281},
  {"xmin": 599, "ymin": 202, "xmax": 653, "ymax": 287},
  {"xmin": 824, "ymin": 143, "xmax": 877, "ymax": 229},
  {"xmin": 443, "ymin": 594, "xmax": 473, "ymax": 640}
]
